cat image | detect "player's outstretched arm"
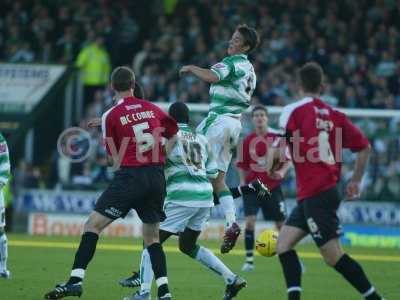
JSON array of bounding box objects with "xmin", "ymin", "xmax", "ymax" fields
[
  {"xmin": 179, "ymin": 65, "xmax": 219, "ymax": 83},
  {"xmin": 346, "ymin": 144, "xmax": 371, "ymax": 200}
]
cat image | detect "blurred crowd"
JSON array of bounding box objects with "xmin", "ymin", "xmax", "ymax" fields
[
  {"xmin": 2, "ymin": 0, "xmax": 400, "ymax": 200},
  {"xmin": 1, "ymin": 0, "xmax": 400, "ymax": 108}
]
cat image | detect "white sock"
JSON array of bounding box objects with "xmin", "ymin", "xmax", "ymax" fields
[
  {"xmin": 70, "ymin": 268, "xmax": 85, "ymax": 280},
  {"xmin": 195, "ymin": 246, "xmax": 236, "ymax": 284},
  {"xmin": 140, "ymin": 248, "xmax": 154, "ymax": 293},
  {"xmin": 0, "ymin": 233, "xmax": 8, "ymax": 272},
  {"xmin": 245, "ymin": 251, "xmax": 254, "ymax": 263},
  {"xmin": 218, "ymin": 192, "xmax": 236, "ymax": 227}
]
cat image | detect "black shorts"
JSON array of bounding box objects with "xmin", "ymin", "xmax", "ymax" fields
[
  {"xmin": 95, "ymin": 165, "xmax": 166, "ymax": 224},
  {"xmin": 243, "ymin": 186, "xmax": 286, "ymax": 222},
  {"xmin": 285, "ymin": 186, "xmax": 342, "ymax": 247}
]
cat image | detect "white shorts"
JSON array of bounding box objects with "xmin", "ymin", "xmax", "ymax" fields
[
  {"xmin": 197, "ymin": 113, "xmax": 242, "ymax": 172},
  {"xmin": 160, "ymin": 202, "xmax": 211, "ymax": 234},
  {"xmin": 0, "ymin": 191, "xmax": 5, "ymax": 228}
]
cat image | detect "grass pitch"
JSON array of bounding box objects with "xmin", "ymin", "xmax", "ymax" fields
[{"xmin": 1, "ymin": 234, "xmax": 399, "ymax": 300}]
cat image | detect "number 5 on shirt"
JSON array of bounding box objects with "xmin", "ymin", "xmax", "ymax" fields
[
  {"xmin": 318, "ymin": 130, "xmax": 335, "ymax": 165},
  {"xmin": 132, "ymin": 122, "xmax": 155, "ymax": 153}
]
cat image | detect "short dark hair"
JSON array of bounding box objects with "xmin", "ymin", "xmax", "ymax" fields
[
  {"xmin": 111, "ymin": 66, "xmax": 135, "ymax": 92},
  {"xmin": 168, "ymin": 102, "xmax": 189, "ymax": 124},
  {"xmin": 298, "ymin": 62, "xmax": 324, "ymax": 94},
  {"xmin": 236, "ymin": 24, "xmax": 260, "ymax": 53},
  {"xmin": 251, "ymin": 105, "xmax": 268, "ymax": 116}
]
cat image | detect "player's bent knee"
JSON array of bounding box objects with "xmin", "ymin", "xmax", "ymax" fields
[
  {"xmin": 276, "ymin": 238, "xmax": 291, "ymax": 255},
  {"xmin": 143, "ymin": 238, "xmax": 159, "ymax": 247},
  {"xmin": 142, "ymin": 223, "xmax": 160, "ymax": 247},
  {"xmin": 321, "ymin": 252, "xmax": 340, "ymax": 267},
  {"xmin": 276, "ymin": 231, "xmax": 295, "ymax": 254},
  {"xmin": 322, "ymin": 251, "xmax": 343, "ymax": 267},
  {"xmin": 245, "ymin": 223, "xmax": 255, "ymax": 231},
  {"xmin": 276, "ymin": 225, "xmax": 307, "ymax": 255},
  {"xmin": 275, "ymin": 221, "xmax": 284, "ymax": 231},
  {"xmin": 84, "ymin": 213, "xmax": 111, "ymax": 234},
  {"xmin": 276, "ymin": 232, "xmax": 297, "ymax": 254},
  {"xmin": 83, "ymin": 219, "xmax": 100, "ymax": 234},
  {"xmin": 319, "ymin": 240, "xmax": 344, "ymax": 267},
  {"xmin": 245, "ymin": 217, "xmax": 256, "ymax": 230},
  {"xmin": 143, "ymin": 229, "xmax": 159, "ymax": 247}
]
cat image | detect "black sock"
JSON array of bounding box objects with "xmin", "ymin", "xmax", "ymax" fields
[
  {"xmin": 278, "ymin": 250, "xmax": 302, "ymax": 300},
  {"xmin": 230, "ymin": 187, "xmax": 241, "ymax": 198},
  {"xmin": 67, "ymin": 232, "xmax": 99, "ymax": 284},
  {"xmin": 147, "ymin": 243, "xmax": 169, "ymax": 297},
  {"xmin": 244, "ymin": 229, "xmax": 254, "ymax": 263},
  {"xmin": 334, "ymin": 254, "xmax": 382, "ymax": 300},
  {"xmin": 239, "ymin": 185, "xmax": 256, "ymax": 195},
  {"xmin": 213, "ymin": 192, "xmax": 220, "ymax": 205},
  {"xmin": 230, "ymin": 185, "xmax": 257, "ymax": 199}
]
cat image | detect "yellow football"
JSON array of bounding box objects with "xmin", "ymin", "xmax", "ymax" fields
[{"xmin": 255, "ymin": 229, "xmax": 279, "ymax": 257}]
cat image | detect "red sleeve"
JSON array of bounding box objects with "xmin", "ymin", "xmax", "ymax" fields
[
  {"xmin": 151, "ymin": 103, "xmax": 178, "ymax": 139},
  {"xmin": 101, "ymin": 109, "xmax": 114, "ymax": 155},
  {"xmin": 161, "ymin": 113, "xmax": 178, "ymax": 139},
  {"xmin": 279, "ymin": 107, "xmax": 297, "ymax": 136},
  {"xmin": 340, "ymin": 113, "xmax": 369, "ymax": 152},
  {"xmin": 237, "ymin": 135, "xmax": 251, "ymax": 171},
  {"xmin": 286, "ymin": 116, "xmax": 297, "ymax": 136}
]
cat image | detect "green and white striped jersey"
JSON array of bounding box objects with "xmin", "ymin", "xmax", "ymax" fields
[
  {"xmin": 0, "ymin": 133, "xmax": 10, "ymax": 188},
  {"xmin": 165, "ymin": 123, "xmax": 218, "ymax": 207},
  {"xmin": 209, "ymin": 54, "xmax": 256, "ymax": 116}
]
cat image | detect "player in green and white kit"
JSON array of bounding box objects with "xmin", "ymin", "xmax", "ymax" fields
[
  {"xmin": 123, "ymin": 102, "xmax": 246, "ymax": 300},
  {"xmin": 0, "ymin": 133, "xmax": 10, "ymax": 279},
  {"xmin": 179, "ymin": 24, "xmax": 260, "ymax": 253}
]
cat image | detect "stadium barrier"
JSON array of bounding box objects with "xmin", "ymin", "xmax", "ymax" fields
[
  {"xmin": 16, "ymin": 189, "xmax": 400, "ymax": 248},
  {"xmin": 26, "ymin": 213, "xmax": 400, "ymax": 249},
  {"xmin": 16, "ymin": 189, "xmax": 400, "ymax": 226}
]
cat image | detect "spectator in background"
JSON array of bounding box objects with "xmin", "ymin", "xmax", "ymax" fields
[
  {"xmin": 13, "ymin": 161, "xmax": 27, "ymax": 194},
  {"xmin": 1, "ymin": 0, "xmax": 400, "ymax": 109},
  {"xmin": 75, "ymin": 35, "xmax": 111, "ymax": 106},
  {"xmin": 56, "ymin": 26, "xmax": 77, "ymax": 64},
  {"xmin": 47, "ymin": 150, "xmax": 68, "ymax": 189},
  {"xmin": 24, "ymin": 165, "xmax": 42, "ymax": 189},
  {"xmin": 13, "ymin": 161, "xmax": 42, "ymax": 189},
  {"xmin": 113, "ymin": 10, "xmax": 138, "ymax": 66},
  {"xmin": 8, "ymin": 42, "xmax": 35, "ymax": 62},
  {"xmin": 132, "ymin": 40, "xmax": 151, "ymax": 75}
]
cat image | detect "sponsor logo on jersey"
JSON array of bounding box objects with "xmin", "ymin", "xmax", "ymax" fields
[
  {"xmin": 0, "ymin": 143, "xmax": 6, "ymax": 153},
  {"xmin": 125, "ymin": 104, "xmax": 142, "ymax": 110},
  {"xmin": 314, "ymin": 107, "xmax": 330, "ymax": 115}
]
